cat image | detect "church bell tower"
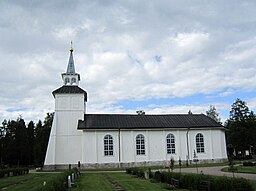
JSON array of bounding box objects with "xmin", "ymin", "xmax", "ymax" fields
[{"xmin": 44, "ymin": 44, "xmax": 87, "ymax": 169}]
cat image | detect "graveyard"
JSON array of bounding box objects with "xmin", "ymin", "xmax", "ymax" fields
[{"xmin": 0, "ymin": 164, "xmax": 256, "ymax": 191}]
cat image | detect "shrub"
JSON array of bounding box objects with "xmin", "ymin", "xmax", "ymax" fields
[
  {"xmin": 40, "ymin": 168, "xmax": 79, "ymax": 191},
  {"xmin": 131, "ymin": 167, "xmax": 139, "ymax": 175},
  {"xmin": 137, "ymin": 169, "xmax": 145, "ymax": 178},
  {"xmin": 148, "ymin": 168, "xmax": 153, "ymax": 179},
  {"xmin": 154, "ymin": 171, "xmax": 162, "ymax": 182},
  {"xmin": 155, "ymin": 171, "xmax": 253, "ymax": 191},
  {"xmin": 126, "ymin": 168, "xmax": 132, "ymax": 174},
  {"xmin": 160, "ymin": 171, "xmax": 173, "ymax": 184},
  {"xmin": 125, "ymin": 167, "xmax": 253, "ymax": 191},
  {"xmin": 243, "ymin": 162, "xmax": 254, "ymax": 166}
]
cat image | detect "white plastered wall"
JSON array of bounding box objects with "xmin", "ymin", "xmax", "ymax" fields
[
  {"xmin": 81, "ymin": 128, "xmax": 227, "ymax": 165},
  {"xmin": 44, "ymin": 93, "xmax": 85, "ymax": 166}
]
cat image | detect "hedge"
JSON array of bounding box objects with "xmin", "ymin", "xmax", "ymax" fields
[
  {"xmin": 0, "ymin": 167, "xmax": 29, "ymax": 178},
  {"xmin": 243, "ymin": 162, "xmax": 255, "ymax": 166},
  {"xmin": 126, "ymin": 167, "xmax": 253, "ymax": 191}
]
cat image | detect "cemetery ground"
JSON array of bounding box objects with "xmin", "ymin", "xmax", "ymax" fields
[
  {"xmin": 1, "ymin": 162, "xmax": 256, "ymax": 191},
  {"xmin": 0, "ymin": 173, "xmax": 256, "ymax": 191},
  {"xmin": 0, "ymin": 173, "xmax": 60, "ymax": 191},
  {"xmin": 71, "ymin": 172, "xmax": 189, "ymax": 191},
  {"xmin": 0, "ymin": 171, "xmax": 189, "ymax": 191}
]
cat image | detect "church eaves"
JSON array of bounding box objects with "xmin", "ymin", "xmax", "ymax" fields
[{"xmin": 52, "ymin": 85, "xmax": 87, "ymax": 101}]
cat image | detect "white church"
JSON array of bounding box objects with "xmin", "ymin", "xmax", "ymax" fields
[{"xmin": 44, "ymin": 47, "xmax": 228, "ymax": 169}]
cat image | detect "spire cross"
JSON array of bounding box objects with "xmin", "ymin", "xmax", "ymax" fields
[{"xmin": 70, "ymin": 41, "xmax": 73, "ymax": 52}]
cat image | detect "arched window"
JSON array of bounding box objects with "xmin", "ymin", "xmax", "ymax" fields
[
  {"xmin": 71, "ymin": 77, "xmax": 76, "ymax": 85},
  {"xmin": 166, "ymin": 134, "xmax": 175, "ymax": 154},
  {"xmin": 104, "ymin": 135, "xmax": 113, "ymax": 156},
  {"xmin": 136, "ymin": 134, "xmax": 145, "ymax": 155},
  {"xmin": 196, "ymin": 133, "xmax": 205, "ymax": 153},
  {"xmin": 65, "ymin": 78, "xmax": 70, "ymax": 85}
]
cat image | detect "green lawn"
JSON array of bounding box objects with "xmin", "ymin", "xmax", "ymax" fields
[
  {"xmin": 251, "ymin": 180, "xmax": 256, "ymax": 191},
  {"xmin": 1, "ymin": 171, "xmax": 254, "ymax": 191},
  {"xmin": 72, "ymin": 172, "xmax": 189, "ymax": 191},
  {"xmin": 0, "ymin": 173, "xmax": 59, "ymax": 191},
  {"xmin": 222, "ymin": 165, "xmax": 256, "ymax": 174},
  {"xmin": 73, "ymin": 173, "xmax": 114, "ymax": 191}
]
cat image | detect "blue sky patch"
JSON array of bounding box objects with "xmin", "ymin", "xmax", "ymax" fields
[
  {"xmin": 154, "ymin": 55, "xmax": 161, "ymax": 62},
  {"xmin": 6, "ymin": 107, "xmax": 28, "ymax": 112}
]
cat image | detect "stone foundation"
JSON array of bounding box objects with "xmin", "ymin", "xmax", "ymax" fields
[{"xmin": 43, "ymin": 158, "xmax": 228, "ymax": 170}]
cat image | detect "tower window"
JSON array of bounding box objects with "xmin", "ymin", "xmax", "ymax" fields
[
  {"xmin": 65, "ymin": 78, "xmax": 70, "ymax": 85},
  {"xmin": 71, "ymin": 78, "xmax": 76, "ymax": 85}
]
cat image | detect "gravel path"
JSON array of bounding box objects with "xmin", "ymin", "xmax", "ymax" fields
[{"xmin": 174, "ymin": 166, "xmax": 256, "ymax": 180}]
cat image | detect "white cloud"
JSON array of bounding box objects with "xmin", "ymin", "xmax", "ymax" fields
[
  {"xmin": 171, "ymin": 32, "xmax": 210, "ymax": 53},
  {"xmin": 1, "ymin": 1, "xmax": 256, "ymax": 123}
]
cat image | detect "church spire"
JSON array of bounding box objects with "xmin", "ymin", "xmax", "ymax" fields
[
  {"xmin": 61, "ymin": 42, "xmax": 80, "ymax": 86},
  {"xmin": 66, "ymin": 41, "xmax": 75, "ymax": 74}
]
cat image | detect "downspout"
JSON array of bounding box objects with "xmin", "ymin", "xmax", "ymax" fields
[
  {"xmin": 118, "ymin": 128, "xmax": 121, "ymax": 168},
  {"xmin": 186, "ymin": 128, "xmax": 190, "ymax": 166}
]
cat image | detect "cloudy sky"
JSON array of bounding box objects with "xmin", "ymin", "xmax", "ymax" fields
[{"xmin": 1, "ymin": 0, "xmax": 256, "ymax": 124}]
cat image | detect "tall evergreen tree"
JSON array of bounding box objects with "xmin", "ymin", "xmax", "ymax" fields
[
  {"xmin": 206, "ymin": 105, "xmax": 221, "ymax": 124},
  {"xmin": 226, "ymin": 98, "xmax": 256, "ymax": 156},
  {"xmin": 3, "ymin": 117, "xmax": 29, "ymax": 166},
  {"xmin": 229, "ymin": 98, "xmax": 250, "ymax": 121},
  {"xmin": 34, "ymin": 113, "xmax": 53, "ymax": 166},
  {"xmin": 34, "ymin": 120, "xmax": 43, "ymax": 166},
  {"xmin": 0, "ymin": 120, "xmax": 7, "ymax": 166},
  {"xmin": 27, "ymin": 121, "xmax": 35, "ymax": 165},
  {"xmin": 1, "ymin": 113, "xmax": 53, "ymax": 167}
]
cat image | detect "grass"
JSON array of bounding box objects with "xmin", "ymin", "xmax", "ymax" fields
[
  {"xmin": 222, "ymin": 165, "xmax": 256, "ymax": 174},
  {"xmin": 0, "ymin": 173, "xmax": 59, "ymax": 191},
  {"xmin": 251, "ymin": 180, "xmax": 256, "ymax": 191},
  {"xmin": 1, "ymin": 170, "xmax": 254, "ymax": 191},
  {"xmin": 74, "ymin": 173, "xmax": 114, "ymax": 191},
  {"xmin": 72, "ymin": 172, "xmax": 189, "ymax": 191}
]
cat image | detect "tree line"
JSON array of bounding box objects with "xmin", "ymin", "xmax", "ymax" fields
[{"xmin": 0, "ymin": 113, "xmax": 53, "ymax": 167}]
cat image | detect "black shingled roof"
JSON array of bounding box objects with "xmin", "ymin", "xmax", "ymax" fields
[
  {"xmin": 52, "ymin": 86, "xmax": 87, "ymax": 101},
  {"xmin": 77, "ymin": 114, "xmax": 223, "ymax": 130}
]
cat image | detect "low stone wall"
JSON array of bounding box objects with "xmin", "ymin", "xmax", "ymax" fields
[{"xmin": 43, "ymin": 158, "xmax": 228, "ymax": 170}]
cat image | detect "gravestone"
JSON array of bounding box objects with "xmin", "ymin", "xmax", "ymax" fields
[
  {"xmin": 68, "ymin": 176, "xmax": 72, "ymax": 188},
  {"xmin": 144, "ymin": 170, "xmax": 149, "ymax": 179}
]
